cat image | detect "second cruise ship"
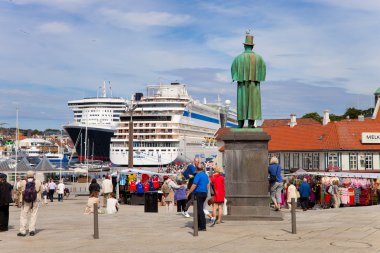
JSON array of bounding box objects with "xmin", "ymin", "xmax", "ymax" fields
[
  {"xmin": 110, "ymin": 82, "xmax": 237, "ymax": 166},
  {"xmin": 63, "ymin": 83, "xmax": 128, "ymax": 161}
]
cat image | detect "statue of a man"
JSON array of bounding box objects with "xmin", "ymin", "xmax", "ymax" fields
[{"xmin": 231, "ymin": 32, "xmax": 266, "ymax": 128}]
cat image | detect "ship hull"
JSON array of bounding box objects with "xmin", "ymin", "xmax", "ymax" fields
[
  {"xmin": 64, "ymin": 125, "xmax": 115, "ymax": 161},
  {"xmin": 110, "ymin": 143, "xmax": 218, "ymax": 166}
]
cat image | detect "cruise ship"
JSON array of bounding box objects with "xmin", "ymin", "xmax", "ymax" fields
[
  {"xmin": 63, "ymin": 83, "xmax": 128, "ymax": 161},
  {"xmin": 110, "ymin": 83, "xmax": 237, "ymax": 166}
]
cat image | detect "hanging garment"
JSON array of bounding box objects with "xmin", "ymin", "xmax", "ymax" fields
[
  {"xmin": 129, "ymin": 181, "xmax": 137, "ymax": 192},
  {"xmin": 341, "ymin": 188, "xmax": 349, "ymax": 205},
  {"xmin": 348, "ymin": 188, "xmax": 355, "ymax": 205},
  {"xmin": 354, "ymin": 188, "xmax": 361, "ymax": 205}
]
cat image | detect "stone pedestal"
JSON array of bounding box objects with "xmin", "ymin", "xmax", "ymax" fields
[{"xmin": 216, "ymin": 128, "xmax": 282, "ymax": 221}]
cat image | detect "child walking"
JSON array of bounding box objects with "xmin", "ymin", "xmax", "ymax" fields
[{"xmin": 174, "ymin": 180, "xmax": 187, "ymax": 216}]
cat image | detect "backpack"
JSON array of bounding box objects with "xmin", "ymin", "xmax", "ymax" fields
[
  {"xmin": 23, "ymin": 180, "xmax": 37, "ymax": 203},
  {"xmin": 162, "ymin": 181, "xmax": 170, "ymax": 194}
]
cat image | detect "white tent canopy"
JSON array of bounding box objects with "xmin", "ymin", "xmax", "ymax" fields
[
  {"xmin": 115, "ymin": 168, "xmax": 176, "ymax": 177},
  {"xmin": 286, "ymin": 170, "xmax": 380, "ymax": 179}
]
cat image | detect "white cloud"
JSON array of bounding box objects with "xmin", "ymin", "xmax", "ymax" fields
[
  {"xmin": 38, "ymin": 22, "xmax": 72, "ymax": 34},
  {"xmin": 99, "ymin": 9, "xmax": 192, "ymax": 29},
  {"xmin": 309, "ymin": 0, "xmax": 380, "ymax": 12},
  {"xmin": 11, "ymin": 0, "xmax": 95, "ymax": 10},
  {"xmin": 198, "ymin": 2, "xmax": 246, "ymax": 16},
  {"xmin": 215, "ymin": 72, "xmax": 229, "ymax": 83}
]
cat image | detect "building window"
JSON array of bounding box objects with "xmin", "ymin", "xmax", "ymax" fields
[
  {"xmin": 349, "ymin": 153, "xmax": 358, "ymax": 170},
  {"xmin": 364, "ymin": 153, "xmax": 373, "ymax": 170},
  {"xmin": 302, "ymin": 153, "xmax": 312, "ymax": 170},
  {"xmin": 284, "ymin": 153, "xmax": 290, "ymax": 172},
  {"xmin": 293, "ymin": 153, "xmax": 299, "ymax": 169},
  {"xmin": 328, "ymin": 153, "xmax": 338, "ymax": 167},
  {"xmin": 313, "ymin": 153, "xmax": 320, "ymax": 169}
]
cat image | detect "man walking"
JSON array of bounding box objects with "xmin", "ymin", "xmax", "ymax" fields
[
  {"xmin": 57, "ymin": 180, "xmax": 65, "ymax": 202},
  {"xmin": 18, "ymin": 170, "xmax": 43, "ymax": 236},
  {"xmin": 101, "ymin": 175, "xmax": 113, "ymax": 208},
  {"xmin": 186, "ymin": 164, "xmax": 209, "ymax": 231},
  {"xmin": 48, "ymin": 179, "xmax": 56, "ymax": 202},
  {"xmin": 0, "ymin": 173, "xmax": 13, "ymax": 232},
  {"xmin": 299, "ymin": 178, "xmax": 311, "ymax": 211}
]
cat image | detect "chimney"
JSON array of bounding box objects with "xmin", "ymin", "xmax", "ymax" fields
[
  {"xmin": 358, "ymin": 115, "xmax": 364, "ymax": 121},
  {"xmin": 289, "ymin": 113, "xmax": 297, "ymax": 128},
  {"xmin": 323, "ymin": 109, "xmax": 330, "ymax": 126}
]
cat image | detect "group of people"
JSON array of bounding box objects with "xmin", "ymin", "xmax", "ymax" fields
[
  {"xmin": 0, "ymin": 170, "xmax": 76, "ymax": 236},
  {"xmin": 268, "ymin": 156, "xmax": 380, "ymax": 211},
  {"xmin": 85, "ymin": 175, "xmax": 119, "ymax": 215},
  {"xmin": 40, "ymin": 179, "xmax": 66, "ymax": 204},
  {"xmin": 161, "ymin": 158, "xmax": 226, "ymax": 231}
]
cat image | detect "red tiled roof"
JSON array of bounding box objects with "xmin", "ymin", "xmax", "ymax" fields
[
  {"xmin": 264, "ymin": 118, "xmax": 380, "ymax": 151},
  {"xmin": 261, "ymin": 118, "xmax": 320, "ymax": 128}
]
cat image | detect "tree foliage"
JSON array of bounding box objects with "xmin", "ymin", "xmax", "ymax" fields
[
  {"xmin": 301, "ymin": 112, "xmax": 322, "ymax": 123},
  {"xmin": 301, "ymin": 107, "xmax": 374, "ymax": 122}
]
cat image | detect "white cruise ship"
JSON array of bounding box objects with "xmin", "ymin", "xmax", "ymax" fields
[
  {"xmin": 63, "ymin": 83, "xmax": 128, "ymax": 161},
  {"xmin": 110, "ymin": 83, "xmax": 237, "ymax": 166}
]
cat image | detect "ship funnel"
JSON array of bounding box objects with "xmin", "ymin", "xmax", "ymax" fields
[{"xmin": 135, "ymin": 93, "xmax": 143, "ymax": 101}]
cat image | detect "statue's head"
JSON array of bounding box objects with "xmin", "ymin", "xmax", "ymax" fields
[{"xmin": 243, "ymin": 31, "xmax": 254, "ymax": 47}]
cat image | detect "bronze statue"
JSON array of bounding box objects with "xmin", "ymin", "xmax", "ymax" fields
[{"xmin": 231, "ymin": 32, "xmax": 266, "ymax": 128}]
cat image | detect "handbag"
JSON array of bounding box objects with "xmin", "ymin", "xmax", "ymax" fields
[{"xmin": 269, "ymin": 165, "xmax": 279, "ymax": 183}]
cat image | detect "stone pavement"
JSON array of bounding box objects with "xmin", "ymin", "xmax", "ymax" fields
[{"xmin": 1, "ymin": 196, "xmax": 380, "ymax": 253}]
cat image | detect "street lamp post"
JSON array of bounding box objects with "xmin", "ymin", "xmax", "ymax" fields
[
  {"xmin": 127, "ymin": 104, "xmax": 138, "ymax": 169},
  {"xmin": 60, "ymin": 129, "xmax": 63, "ymax": 181},
  {"xmin": 14, "ymin": 106, "xmax": 19, "ymax": 185}
]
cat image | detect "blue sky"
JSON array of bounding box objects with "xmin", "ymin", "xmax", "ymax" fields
[{"xmin": 0, "ymin": 0, "xmax": 379, "ymax": 130}]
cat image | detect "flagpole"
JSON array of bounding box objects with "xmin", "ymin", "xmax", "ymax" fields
[{"xmin": 14, "ymin": 106, "xmax": 19, "ymax": 185}]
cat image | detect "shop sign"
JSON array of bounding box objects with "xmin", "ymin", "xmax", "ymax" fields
[{"xmin": 362, "ymin": 132, "xmax": 380, "ymax": 143}]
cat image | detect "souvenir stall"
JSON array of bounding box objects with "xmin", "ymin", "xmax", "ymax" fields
[
  {"xmin": 114, "ymin": 168, "xmax": 176, "ymax": 205},
  {"xmin": 284, "ymin": 171, "xmax": 380, "ymax": 210}
]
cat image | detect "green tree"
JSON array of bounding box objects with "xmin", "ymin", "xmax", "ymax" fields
[
  {"xmin": 301, "ymin": 112, "xmax": 322, "ymax": 123},
  {"xmin": 362, "ymin": 108, "xmax": 374, "ymax": 117},
  {"xmin": 329, "ymin": 113, "xmax": 343, "ymax": 121},
  {"xmin": 343, "ymin": 107, "xmax": 362, "ymax": 119}
]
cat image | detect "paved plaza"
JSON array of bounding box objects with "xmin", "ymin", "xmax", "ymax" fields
[{"xmin": 1, "ymin": 196, "xmax": 380, "ymax": 253}]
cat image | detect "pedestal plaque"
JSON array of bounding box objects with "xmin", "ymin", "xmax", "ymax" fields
[{"xmin": 216, "ymin": 128, "xmax": 283, "ymax": 220}]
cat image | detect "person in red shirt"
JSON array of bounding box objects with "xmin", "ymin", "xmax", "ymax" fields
[{"xmin": 210, "ymin": 166, "xmax": 225, "ymax": 225}]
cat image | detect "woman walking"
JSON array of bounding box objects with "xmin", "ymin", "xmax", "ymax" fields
[
  {"xmin": 210, "ymin": 166, "xmax": 225, "ymax": 225},
  {"xmin": 268, "ymin": 156, "xmax": 283, "ymax": 211}
]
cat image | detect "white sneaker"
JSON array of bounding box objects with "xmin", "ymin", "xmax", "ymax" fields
[{"xmin": 183, "ymin": 211, "xmax": 190, "ymax": 218}]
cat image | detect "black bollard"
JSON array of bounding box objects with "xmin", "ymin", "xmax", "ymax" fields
[
  {"xmin": 94, "ymin": 203, "xmax": 99, "ymax": 239},
  {"xmin": 291, "ymin": 198, "xmax": 296, "ymax": 234},
  {"xmin": 193, "ymin": 195, "xmax": 198, "ymax": 236}
]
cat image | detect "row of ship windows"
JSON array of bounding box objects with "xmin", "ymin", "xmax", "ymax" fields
[
  {"xmin": 76, "ymin": 119, "xmax": 119, "ymax": 122},
  {"xmin": 124, "ymin": 123, "xmax": 171, "ymax": 127},
  {"xmin": 112, "ymin": 143, "xmax": 179, "ymax": 147},
  {"xmin": 112, "ymin": 149, "xmax": 178, "ymax": 152},
  {"xmin": 118, "ymin": 129, "xmax": 174, "ymax": 133}
]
